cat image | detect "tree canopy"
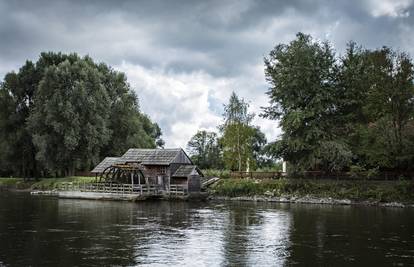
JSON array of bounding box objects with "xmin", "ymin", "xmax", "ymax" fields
[
  {"xmin": 219, "ymin": 92, "xmax": 256, "ymax": 171},
  {"xmin": 0, "ymin": 52, "xmax": 163, "ymax": 177},
  {"xmin": 263, "ymin": 33, "xmax": 414, "ymax": 173},
  {"xmin": 186, "ymin": 92, "xmax": 272, "ymax": 171},
  {"xmin": 187, "ymin": 130, "xmax": 223, "ymax": 169}
]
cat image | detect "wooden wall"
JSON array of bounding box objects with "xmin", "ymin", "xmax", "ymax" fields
[{"xmin": 188, "ymin": 175, "xmax": 201, "ymax": 192}]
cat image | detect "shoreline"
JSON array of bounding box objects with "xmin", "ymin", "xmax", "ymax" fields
[
  {"xmin": 209, "ymin": 178, "xmax": 414, "ymax": 208},
  {"xmin": 210, "ymin": 195, "xmax": 414, "ymax": 208},
  {"xmin": 3, "ymin": 186, "xmax": 413, "ymax": 208},
  {"xmin": 1, "ymin": 177, "xmax": 414, "ymax": 208}
]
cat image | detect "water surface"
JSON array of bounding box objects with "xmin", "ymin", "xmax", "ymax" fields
[{"xmin": 0, "ymin": 192, "xmax": 413, "ymax": 266}]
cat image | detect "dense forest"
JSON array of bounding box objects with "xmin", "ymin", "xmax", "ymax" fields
[{"xmin": 0, "ymin": 52, "xmax": 163, "ymax": 178}]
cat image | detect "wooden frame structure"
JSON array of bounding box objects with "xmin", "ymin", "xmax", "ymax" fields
[
  {"xmin": 100, "ymin": 163, "xmax": 146, "ymax": 186},
  {"xmin": 90, "ymin": 148, "xmax": 203, "ymax": 195}
]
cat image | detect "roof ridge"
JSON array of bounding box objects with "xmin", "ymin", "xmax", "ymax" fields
[{"xmin": 126, "ymin": 148, "xmax": 182, "ymax": 150}]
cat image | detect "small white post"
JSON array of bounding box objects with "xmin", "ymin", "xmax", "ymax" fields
[
  {"xmin": 282, "ymin": 160, "xmax": 287, "ymax": 173},
  {"xmin": 246, "ymin": 158, "xmax": 250, "ymax": 172}
]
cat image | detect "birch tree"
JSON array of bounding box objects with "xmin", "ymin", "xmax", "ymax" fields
[{"xmin": 220, "ymin": 92, "xmax": 255, "ymax": 171}]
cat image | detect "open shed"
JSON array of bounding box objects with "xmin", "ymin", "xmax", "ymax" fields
[{"xmin": 172, "ymin": 165, "xmax": 202, "ymax": 192}]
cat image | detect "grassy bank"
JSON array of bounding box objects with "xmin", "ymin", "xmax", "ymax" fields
[
  {"xmin": 210, "ymin": 178, "xmax": 414, "ymax": 203},
  {"xmin": 0, "ymin": 176, "xmax": 95, "ymax": 191}
]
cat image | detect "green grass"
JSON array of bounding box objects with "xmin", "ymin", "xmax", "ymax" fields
[
  {"xmin": 29, "ymin": 176, "xmax": 96, "ymax": 190},
  {"xmin": 210, "ymin": 178, "xmax": 414, "ymax": 203},
  {"xmin": 0, "ymin": 178, "xmax": 25, "ymax": 186},
  {"xmin": 0, "ymin": 176, "xmax": 96, "ymax": 190}
]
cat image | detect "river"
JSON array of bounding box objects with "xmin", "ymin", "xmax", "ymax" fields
[{"xmin": 0, "ymin": 192, "xmax": 413, "ymax": 266}]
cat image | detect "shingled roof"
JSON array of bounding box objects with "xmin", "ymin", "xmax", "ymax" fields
[
  {"xmin": 172, "ymin": 165, "xmax": 202, "ymax": 177},
  {"xmin": 121, "ymin": 148, "xmax": 192, "ymax": 165},
  {"xmin": 91, "ymin": 157, "xmax": 123, "ymax": 173}
]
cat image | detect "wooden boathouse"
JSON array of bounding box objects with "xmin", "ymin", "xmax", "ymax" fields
[{"xmin": 58, "ymin": 148, "xmax": 204, "ymax": 200}]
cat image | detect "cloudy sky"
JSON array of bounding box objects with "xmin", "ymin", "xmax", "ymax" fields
[{"xmin": 1, "ymin": 0, "xmax": 414, "ymax": 148}]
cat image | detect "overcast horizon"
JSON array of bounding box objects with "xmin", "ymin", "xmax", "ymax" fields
[{"xmin": 2, "ymin": 0, "xmax": 414, "ymax": 148}]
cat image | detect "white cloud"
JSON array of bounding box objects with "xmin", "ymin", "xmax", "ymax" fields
[
  {"xmin": 117, "ymin": 62, "xmax": 223, "ymax": 148},
  {"xmin": 204, "ymin": 0, "xmax": 254, "ymax": 26},
  {"xmin": 3, "ymin": 0, "xmax": 414, "ymax": 151},
  {"xmin": 116, "ymin": 61, "xmax": 280, "ymax": 148},
  {"xmin": 366, "ymin": 0, "xmax": 413, "ymax": 18}
]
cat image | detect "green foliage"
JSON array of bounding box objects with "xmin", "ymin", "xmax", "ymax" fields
[
  {"xmin": 30, "ymin": 176, "xmax": 95, "ymax": 190},
  {"xmin": 340, "ymin": 46, "xmax": 414, "ymax": 170},
  {"xmin": 251, "ymin": 127, "xmax": 274, "ymax": 168},
  {"xmin": 0, "ymin": 61, "xmax": 39, "ymax": 177},
  {"xmin": 317, "ymin": 141, "xmax": 353, "ymax": 172},
  {"xmin": 201, "ymin": 169, "xmax": 230, "ymax": 179},
  {"xmin": 187, "ymin": 92, "xmax": 273, "ymax": 171},
  {"xmin": 263, "ymin": 32, "xmax": 414, "ymax": 173},
  {"xmin": 256, "ymin": 162, "xmax": 283, "ymax": 172},
  {"xmin": 0, "ymin": 176, "xmax": 95, "ymax": 190},
  {"xmin": 220, "ymin": 92, "xmax": 257, "ymax": 171},
  {"xmin": 0, "ymin": 178, "xmax": 23, "ymax": 186},
  {"xmin": 348, "ymin": 165, "xmax": 366, "ymax": 179},
  {"xmin": 0, "ymin": 52, "xmax": 163, "ymax": 177},
  {"xmin": 27, "ymin": 58, "xmax": 111, "ymax": 176},
  {"xmin": 187, "ymin": 130, "xmax": 223, "ymax": 169},
  {"xmin": 211, "ymin": 178, "xmax": 414, "ymax": 202},
  {"xmin": 263, "ymin": 33, "xmax": 341, "ymax": 171}
]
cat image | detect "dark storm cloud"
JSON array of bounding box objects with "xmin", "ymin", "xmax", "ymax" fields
[
  {"xmin": 1, "ymin": 0, "xmax": 414, "ymax": 146},
  {"xmin": 1, "ymin": 0, "xmax": 414, "ymax": 78}
]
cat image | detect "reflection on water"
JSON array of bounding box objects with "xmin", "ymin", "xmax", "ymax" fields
[{"xmin": 0, "ymin": 192, "xmax": 413, "ymax": 266}]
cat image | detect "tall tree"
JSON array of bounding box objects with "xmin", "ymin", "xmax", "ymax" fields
[
  {"xmin": 27, "ymin": 59, "xmax": 111, "ymax": 176},
  {"xmin": 187, "ymin": 130, "xmax": 223, "ymax": 169},
  {"xmin": 263, "ymin": 33, "xmax": 352, "ymax": 172},
  {"xmin": 220, "ymin": 92, "xmax": 256, "ymax": 171},
  {"xmin": 359, "ymin": 48, "xmax": 414, "ymax": 169},
  {"xmin": 0, "ymin": 61, "xmax": 40, "ymax": 177},
  {"xmin": 0, "ymin": 52, "xmax": 163, "ymax": 177},
  {"xmin": 251, "ymin": 127, "xmax": 274, "ymax": 169},
  {"xmin": 98, "ymin": 65, "xmax": 164, "ymax": 157},
  {"xmin": 264, "ymin": 33, "xmax": 414, "ymax": 173},
  {"xmin": 337, "ymin": 44, "xmax": 414, "ymax": 170}
]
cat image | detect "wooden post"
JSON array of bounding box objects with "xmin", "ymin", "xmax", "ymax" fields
[
  {"xmin": 131, "ymin": 172, "xmax": 134, "ymax": 192},
  {"xmin": 137, "ymin": 171, "xmax": 140, "ymax": 185}
]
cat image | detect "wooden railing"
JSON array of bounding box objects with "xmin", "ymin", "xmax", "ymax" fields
[
  {"xmin": 58, "ymin": 182, "xmax": 162, "ymax": 195},
  {"xmin": 230, "ymin": 171, "xmax": 285, "ymax": 179},
  {"xmin": 230, "ymin": 171, "xmax": 414, "ymax": 180},
  {"xmin": 169, "ymin": 184, "xmax": 187, "ymax": 195},
  {"xmin": 58, "ymin": 182, "xmax": 190, "ymax": 195}
]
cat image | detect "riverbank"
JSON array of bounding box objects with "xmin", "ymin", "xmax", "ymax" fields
[
  {"xmin": 0, "ymin": 177, "xmax": 95, "ymax": 191},
  {"xmin": 209, "ymin": 178, "xmax": 414, "ymax": 207},
  {"xmin": 2, "ymin": 176, "xmax": 414, "ymax": 207}
]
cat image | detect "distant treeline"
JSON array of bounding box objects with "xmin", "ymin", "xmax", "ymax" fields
[
  {"xmin": 263, "ymin": 33, "xmax": 414, "ymax": 174},
  {"xmin": 0, "ymin": 52, "xmax": 163, "ymax": 177},
  {"xmin": 3, "ymin": 32, "xmax": 414, "ymax": 178}
]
